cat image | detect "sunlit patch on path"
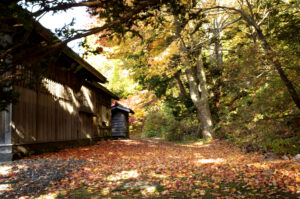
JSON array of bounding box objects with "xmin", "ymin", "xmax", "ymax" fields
[{"xmin": 0, "ymin": 139, "xmax": 299, "ymax": 198}]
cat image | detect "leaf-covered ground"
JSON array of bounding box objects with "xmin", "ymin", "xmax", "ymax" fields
[{"xmin": 0, "ymin": 139, "xmax": 299, "ymax": 198}]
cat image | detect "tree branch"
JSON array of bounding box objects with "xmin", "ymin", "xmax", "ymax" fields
[
  {"xmin": 245, "ymin": 0, "xmax": 255, "ymax": 19},
  {"xmin": 57, "ymin": 1, "xmax": 161, "ymax": 43},
  {"xmin": 174, "ymin": 72, "xmax": 188, "ymax": 98},
  {"xmin": 33, "ymin": 1, "xmax": 109, "ymax": 16},
  {"xmin": 190, "ymin": 17, "xmax": 242, "ymax": 53}
]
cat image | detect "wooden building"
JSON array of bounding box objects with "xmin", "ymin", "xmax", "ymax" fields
[
  {"xmin": 111, "ymin": 102, "xmax": 134, "ymax": 138},
  {"xmin": 0, "ymin": 23, "xmax": 118, "ymax": 161}
]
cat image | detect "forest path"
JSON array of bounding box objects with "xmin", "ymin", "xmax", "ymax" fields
[{"xmin": 0, "ymin": 138, "xmax": 299, "ymax": 198}]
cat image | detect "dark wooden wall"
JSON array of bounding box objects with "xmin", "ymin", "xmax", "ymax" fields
[
  {"xmin": 12, "ymin": 64, "xmax": 112, "ymax": 145},
  {"xmin": 111, "ymin": 111, "xmax": 129, "ymax": 138}
]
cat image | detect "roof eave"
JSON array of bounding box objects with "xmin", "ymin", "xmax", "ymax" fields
[
  {"xmin": 62, "ymin": 47, "xmax": 107, "ymax": 83},
  {"xmin": 35, "ymin": 22, "xmax": 107, "ymax": 84},
  {"xmin": 90, "ymin": 82, "xmax": 119, "ymax": 100},
  {"xmin": 111, "ymin": 105, "xmax": 134, "ymax": 114}
]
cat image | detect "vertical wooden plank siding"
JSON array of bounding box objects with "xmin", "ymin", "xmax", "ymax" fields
[
  {"xmin": 37, "ymin": 92, "xmax": 44, "ymax": 142},
  {"xmin": 49, "ymin": 95, "xmax": 56, "ymax": 142},
  {"xmin": 12, "ymin": 74, "xmax": 112, "ymax": 145},
  {"xmin": 12, "ymin": 87, "xmax": 37, "ymax": 144},
  {"xmin": 56, "ymin": 99, "xmax": 64, "ymax": 141}
]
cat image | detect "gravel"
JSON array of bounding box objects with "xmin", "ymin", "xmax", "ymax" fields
[{"xmin": 0, "ymin": 158, "xmax": 86, "ymax": 198}]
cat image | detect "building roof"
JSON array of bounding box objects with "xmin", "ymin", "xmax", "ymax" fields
[
  {"xmin": 35, "ymin": 22, "xmax": 107, "ymax": 84},
  {"xmin": 111, "ymin": 102, "xmax": 134, "ymax": 114},
  {"xmin": 32, "ymin": 21, "xmax": 120, "ymax": 99},
  {"xmin": 88, "ymin": 81, "xmax": 119, "ymax": 100},
  {"xmin": 6, "ymin": 5, "xmax": 107, "ymax": 84}
]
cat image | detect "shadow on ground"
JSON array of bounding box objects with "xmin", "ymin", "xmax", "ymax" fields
[{"xmin": 0, "ymin": 158, "xmax": 86, "ymax": 198}]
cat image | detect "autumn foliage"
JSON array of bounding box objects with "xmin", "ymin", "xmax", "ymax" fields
[{"xmin": 1, "ymin": 139, "xmax": 299, "ymax": 198}]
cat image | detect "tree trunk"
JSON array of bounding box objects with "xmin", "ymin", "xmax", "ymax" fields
[
  {"xmin": 196, "ymin": 54, "xmax": 214, "ymax": 139},
  {"xmin": 174, "ymin": 72, "xmax": 188, "ymax": 98},
  {"xmin": 209, "ymin": 5, "xmax": 300, "ymax": 110},
  {"xmin": 174, "ymin": 14, "xmax": 214, "ymax": 139},
  {"xmin": 212, "ymin": 19, "xmax": 223, "ymax": 120},
  {"xmin": 212, "ymin": 18, "xmax": 223, "ymax": 70},
  {"xmin": 255, "ymin": 29, "xmax": 300, "ymax": 110},
  {"xmin": 185, "ymin": 55, "xmax": 214, "ymax": 140}
]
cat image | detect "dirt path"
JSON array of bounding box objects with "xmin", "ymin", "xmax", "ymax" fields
[{"xmin": 0, "ymin": 139, "xmax": 299, "ymax": 198}]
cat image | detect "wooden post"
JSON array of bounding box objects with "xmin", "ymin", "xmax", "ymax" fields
[
  {"xmin": 0, "ymin": 34, "xmax": 13, "ymax": 161},
  {"xmin": 0, "ymin": 104, "xmax": 13, "ymax": 162}
]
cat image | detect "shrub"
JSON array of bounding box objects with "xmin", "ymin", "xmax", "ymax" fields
[
  {"xmin": 140, "ymin": 111, "xmax": 202, "ymax": 142},
  {"xmin": 162, "ymin": 118, "xmax": 182, "ymax": 141},
  {"xmin": 141, "ymin": 112, "xmax": 167, "ymax": 138},
  {"xmin": 218, "ymin": 117, "xmax": 300, "ymax": 155},
  {"xmin": 263, "ymin": 137, "xmax": 300, "ymax": 154},
  {"xmin": 140, "ymin": 130, "xmax": 161, "ymax": 138}
]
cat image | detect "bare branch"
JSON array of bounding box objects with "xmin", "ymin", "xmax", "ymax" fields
[
  {"xmin": 192, "ymin": 6, "xmax": 257, "ymax": 29},
  {"xmin": 33, "ymin": 1, "xmax": 109, "ymax": 16},
  {"xmin": 221, "ymin": 17, "xmax": 242, "ymax": 30},
  {"xmin": 43, "ymin": 0, "xmax": 163, "ymax": 47},
  {"xmin": 190, "ymin": 17, "xmax": 242, "ymax": 53},
  {"xmin": 257, "ymin": 10, "xmax": 270, "ymax": 26},
  {"xmin": 245, "ymin": 0, "xmax": 255, "ymax": 19},
  {"xmin": 0, "ymin": 72, "xmax": 22, "ymax": 83}
]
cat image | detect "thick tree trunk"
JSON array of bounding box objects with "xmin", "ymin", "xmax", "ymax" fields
[
  {"xmin": 174, "ymin": 14, "xmax": 213, "ymax": 139},
  {"xmin": 196, "ymin": 55, "xmax": 214, "ymax": 139},
  {"xmin": 185, "ymin": 55, "xmax": 214, "ymax": 140}
]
